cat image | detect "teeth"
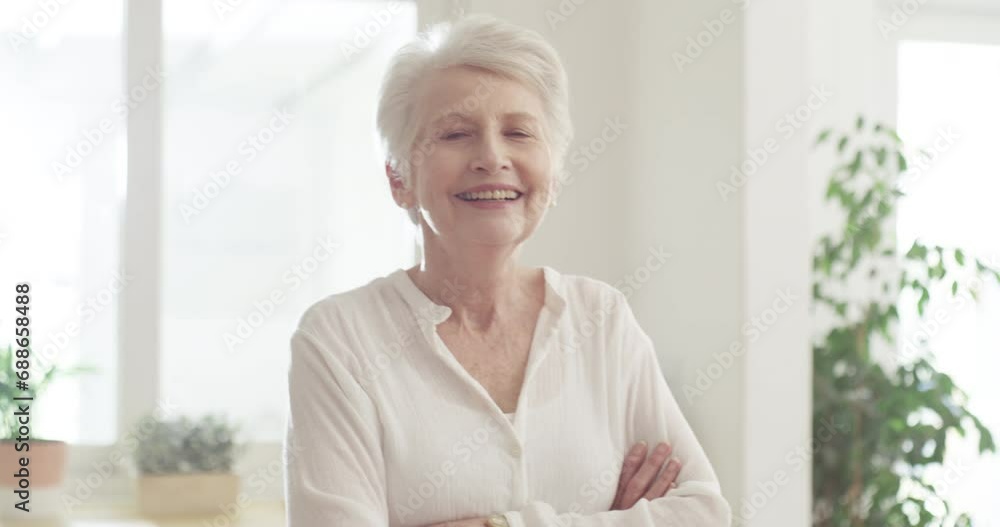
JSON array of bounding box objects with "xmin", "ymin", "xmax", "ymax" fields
[{"xmin": 457, "ymin": 189, "xmax": 520, "ymax": 201}]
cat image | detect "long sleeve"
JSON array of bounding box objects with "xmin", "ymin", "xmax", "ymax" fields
[
  {"xmin": 501, "ymin": 291, "xmax": 732, "ymax": 526},
  {"xmin": 283, "ymin": 327, "xmax": 390, "ymax": 526}
]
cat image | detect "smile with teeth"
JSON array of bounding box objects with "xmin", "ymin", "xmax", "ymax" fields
[{"xmin": 456, "ymin": 189, "xmax": 522, "ymax": 201}]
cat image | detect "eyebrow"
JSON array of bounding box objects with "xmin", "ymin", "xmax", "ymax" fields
[
  {"xmin": 429, "ymin": 112, "xmax": 470, "ymax": 126},
  {"xmin": 504, "ymin": 112, "xmax": 542, "ymax": 125},
  {"xmin": 429, "ymin": 111, "xmax": 541, "ymax": 127}
]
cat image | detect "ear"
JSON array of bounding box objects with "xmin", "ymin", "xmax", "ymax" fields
[
  {"xmin": 384, "ymin": 161, "xmax": 395, "ymax": 183},
  {"xmin": 385, "ymin": 162, "xmax": 411, "ymax": 208}
]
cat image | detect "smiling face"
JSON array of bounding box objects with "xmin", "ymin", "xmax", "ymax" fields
[{"xmin": 388, "ymin": 66, "xmax": 555, "ymax": 247}]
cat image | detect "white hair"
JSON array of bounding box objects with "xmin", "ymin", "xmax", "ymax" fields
[{"xmin": 375, "ymin": 14, "xmax": 573, "ymax": 198}]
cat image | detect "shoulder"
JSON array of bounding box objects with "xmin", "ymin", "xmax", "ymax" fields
[
  {"xmin": 293, "ymin": 271, "xmax": 406, "ymax": 345},
  {"xmin": 548, "ymin": 270, "xmax": 645, "ymax": 370},
  {"xmin": 552, "ymin": 271, "xmax": 658, "ymax": 374},
  {"xmin": 552, "ymin": 268, "xmax": 629, "ymax": 319},
  {"xmin": 288, "ymin": 271, "xmax": 412, "ymax": 384},
  {"xmin": 547, "ymin": 268, "xmax": 639, "ymax": 350}
]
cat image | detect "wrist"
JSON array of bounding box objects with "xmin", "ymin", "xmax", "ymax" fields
[{"xmin": 486, "ymin": 513, "xmax": 510, "ymax": 527}]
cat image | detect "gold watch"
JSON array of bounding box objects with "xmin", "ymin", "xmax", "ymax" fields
[{"xmin": 486, "ymin": 513, "xmax": 510, "ymax": 527}]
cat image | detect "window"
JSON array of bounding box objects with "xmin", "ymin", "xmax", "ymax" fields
[
  {"xmin": 0, "ymin": 0, "xmax": 124, "ymax": 445},
  {"xmin": 897, "ymin": 39, "xmax": 1000, "ymax": 525},
  {"xmin": 1, "ymin": 0, "xmax": 417, "ymax": 454},
  {"xmin": 161, "ymin": 0, "xmax": 418, "ymax": 443}
]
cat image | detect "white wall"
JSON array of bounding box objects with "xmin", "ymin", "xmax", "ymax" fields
[
  {"xmin": 629, "ymin": 0, "xmax": 748, "ymax": 513},
  {"xmin": 742, "ymin": 0, "xmax": 813, "ymax": 524}
]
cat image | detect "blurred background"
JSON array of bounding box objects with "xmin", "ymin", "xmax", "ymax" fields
[{"xmin": 0, "ymin": 0, "xmax": 997, "ymax": 525}]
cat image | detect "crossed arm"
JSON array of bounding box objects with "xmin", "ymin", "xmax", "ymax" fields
[
  {"xmin": 418, "ymin": 293, "xmax": 731, "ymax": 526},
  {"xmin": 424, "ymin": 438, "xmax": 694, "ymax": 527},
  {"xmin": 284, "ymin": 293, "xmax": 731, "ymax": 526}
]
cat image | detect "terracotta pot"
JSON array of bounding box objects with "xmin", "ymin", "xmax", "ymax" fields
[
  {"xmin": 0, "ymin": 439, "xmax": 68, "ymax": 488},
  {"xmin": 137, "ymin": 472, "xmax": 241, "ymax": 517}
]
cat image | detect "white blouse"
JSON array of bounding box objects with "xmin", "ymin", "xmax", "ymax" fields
[{"xmin": 283, "ymin": 266, "xmax": 731, "ymax": 526}]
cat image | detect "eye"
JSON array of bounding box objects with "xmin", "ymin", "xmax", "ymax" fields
[
  {"xmin": 442, "ymin": 131, "xmax": 470, "ymax": 140},
  {"xmin": 506, "ymin": 129, "xmax": 532, "ymax": 138}
]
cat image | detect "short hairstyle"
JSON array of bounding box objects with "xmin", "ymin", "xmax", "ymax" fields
[{"xmin": 375, "ymin": 14, "xmax": 573, "ymax": 193}]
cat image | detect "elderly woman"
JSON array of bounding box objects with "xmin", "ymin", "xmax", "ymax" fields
[{"xmin": 284, "ymin": 14, "xmax": 730, "ymax": 527}]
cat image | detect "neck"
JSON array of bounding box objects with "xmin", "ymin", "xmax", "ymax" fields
[{"xmin": 407, "ymin": 234, "xmax": 540, "ymax": 332}]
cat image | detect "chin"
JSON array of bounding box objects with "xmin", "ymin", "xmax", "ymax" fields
[
  {"xmin": 465, "ymin": 231, "xmax": 523, "ymax": 246},
  {"xmin": 460, "ymin": 223, "xmax": 530, "ymax": 246}
]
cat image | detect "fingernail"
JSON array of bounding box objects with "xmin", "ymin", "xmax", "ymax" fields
[
  {"xmin": 631, "ymin": 441, "xmax": 647, "ymax": 455},
  {"xmin": 656, "ymin": 443, "xmax": 670, "ymax": 454}
]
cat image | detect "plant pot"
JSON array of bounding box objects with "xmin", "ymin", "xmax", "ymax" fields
[
  {"xmin": 0, "ymin": 439, "xmax": 69, "ymax": 519},
  {"xmin": 0, "ymin": 439, "xmax": 68, "ymax": 488},
  {"xmin": 137, "ymin": 472, "xmax": 241, "ymax": 517}
]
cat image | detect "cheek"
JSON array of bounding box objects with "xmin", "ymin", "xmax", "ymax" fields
[
  {"xmin": 412, "ymin": 150, "xmax": 461, "ymax": 193},
  {"xmin": 421, "ymin": 146, "xmax": 466, "ymax": 175},
  {"xmin": 413, "ymin": 172, "xmax": 463, "ymax": 219},
  {"xmin": 519, "ymin": 147, "xmax": 554, "ymax": 185}
]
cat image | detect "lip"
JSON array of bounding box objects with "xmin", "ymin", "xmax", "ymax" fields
[
  {"xmin": 455, "ymin": 195, "xmax": 522, "ymax": 209},
  {"xmin": 453, "ymin": 184, "xmax": 524, "ymax": 210},
  {"xmin": 454, "ymin": 184, "xmax": 524, "ymax": 195}
]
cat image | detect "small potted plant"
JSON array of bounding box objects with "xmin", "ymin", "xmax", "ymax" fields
[
  {"xmin": 133, "ymin": 414, "xmax": 245, "ymax": 516},
  {"xmin": 0, "ymin": 344, "xmax": 97, "ymax": 514}
]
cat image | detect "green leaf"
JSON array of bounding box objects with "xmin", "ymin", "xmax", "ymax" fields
[
  {"xmin": 905, "ymin": 241, "xmax": 927, "ymax": 260},
  {"xmin": 856, "ymin": 115, "xmax": 865, "ymax": 130},
  {"xmin": 873, "ymin": 146, "xmax": 888, "ymax": 166},
  {"xmin": 974, "ymin": 416, "xmax": 996, "ymax": 452},
  {"xmin": 983, "ymin": 430, "xmax": 996, "ymax": 453},
  {"xmin": 918, "ymin": 287, "xmax": 930, "ymax": 316},
  {"xmin": 825, "ymin": 180, "xmax": 841, "ymax": 201},
  {"xmin": 847, "ymin": 150, "xmax": 863, "ymax": 175},
  {"xmin": 951, "ymin": 280, "xmax": 958, "ymax": 296},
  {"xmin": 954, "ymin": 249, "xmax": 965, "ymax": 266},
  {"xmin": 896, "ymin": 151, "xmax": 908, "ymax": 172},
  {"xmin": 816, "ymin": 128, "xmax": 833, "ymax": 145},
  {"xmin": 837, "ymin": 136, "xmax": 850, "ymax": 153}
]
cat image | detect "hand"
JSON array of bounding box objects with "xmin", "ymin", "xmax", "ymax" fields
[
  {"xmin": 422, "ymin": 517, "xmax": 490, "ymax": 527},
  {"xmin": 609, "ymin": 441, "xmax": 683, "ymax": 511}
]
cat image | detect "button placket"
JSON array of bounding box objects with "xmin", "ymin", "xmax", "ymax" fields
[{"xmin": 509, "ymin": 436, "xmax": 526, "ymax": 505}]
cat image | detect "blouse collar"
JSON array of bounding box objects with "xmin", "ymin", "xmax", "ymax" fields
[{"xmin": 391, "ymin": 265, "xmax": 568, "ymax": 329}]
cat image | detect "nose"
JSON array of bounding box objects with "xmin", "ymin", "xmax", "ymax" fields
[{"xmin": 471, "ymin": 130, "xmax": 511, "ymax": 175}]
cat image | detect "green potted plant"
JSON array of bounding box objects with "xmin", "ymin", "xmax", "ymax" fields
[
  {"xmin": 0, "ymin": 344, "xmax": 97, "ymax": 496},
  {"xmin": 811, "ymin": 117, "xmax": 998, "ymax": 525},
  {"xmin": 133, "ymin": 413, "xmax": 245, "ymax": 516}
]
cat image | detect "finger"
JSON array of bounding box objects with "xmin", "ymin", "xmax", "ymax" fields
[
  {"xmin": 620, "ymin": 442, "xmax": 672, "ymax": 507},
  {"xmin": 613, "ymin": 442, "xmax": 647, "ymax": 506},
  {"xmin": 612, "ymin": 442, "xmax": 648, "ymax": 508},
  {"xmin": 643, "ymin": 457, "xmax": 682, "ymax": 500}
]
